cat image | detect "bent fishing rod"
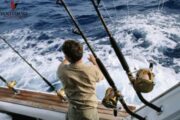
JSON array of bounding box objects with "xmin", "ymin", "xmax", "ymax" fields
[
  {"xmin": 0, "ymin": 36, "xmax": 65, "ymax": 101},
  {"xmin": 56, "ymin": 0, "xmax": 145, "ymax": 119},
  {"xmin": 90, "ymin": 0, "xmax": 162, "ymax": 113},
  {"xmin": 0, "ymin": 75, "xmax": 20, "ymax": 94}
]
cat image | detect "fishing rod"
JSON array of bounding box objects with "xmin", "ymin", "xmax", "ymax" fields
[
  {"xmin": 0, "ymin": 75, "xmax": 20, "ymax": 94},
  {"xmin": 0, "ymin": 36, "xmax": 66, "ymax": 101},
  {"xmin": 90, "ymin": 0, "xmax": 162, "ymax": 113},
  {"xmin": 56, "ymin": 0, "xmax": 145, "ymax": 119}
]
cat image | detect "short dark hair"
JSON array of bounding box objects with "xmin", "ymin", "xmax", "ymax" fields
[{"xmin": 62, "ymin": 40, "xmax": 83, "ymax": 63}]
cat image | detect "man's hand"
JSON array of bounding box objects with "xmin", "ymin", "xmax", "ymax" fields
[
  {"xmin": 88, "ymin": 54, "xmax": 97, "ymax": 65},
  {"xmin": 88, "ymin": 54, "xmax": 104, "ymax": 81},
  {"xmin": 56, "ymin": 89, "xmax": 67, "ymax": 102}
]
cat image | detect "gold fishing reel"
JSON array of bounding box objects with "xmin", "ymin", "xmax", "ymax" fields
[
  {"xmin": 6, "ymin": 80, "xmax": 20, "ymax": 94},
  {"xmin": 7, "ymin": 81, "xmax": 17, "ymax": 89},
  {"xmin": 102, "ymin": 88, "xmax": 122, "ymax": 117},
  {"xmin": 134, "ymin": 68, "xmax": 155, "ymax": 93},
  {"xmin": 102, "ymin": 88, "xmax": 119, "ymax": 108}
]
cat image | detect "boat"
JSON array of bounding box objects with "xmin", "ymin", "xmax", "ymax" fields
[
  {"xmin": 0, "ymin": 82, "xmax": 179, "ymax": 120},
  {"xmin": 125, "ymin": 82, "xmax": 180, "ymax": 120},
  {"xmin": 0, "ymin": 87, "xmax": 135, "ymax": 120}
]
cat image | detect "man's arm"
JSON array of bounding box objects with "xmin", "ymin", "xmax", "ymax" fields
[
  {"xmin": 57, "ymin": 58, "xmax": 69, "ymax": 102},
  {"xmin": 88, "ymin": 54, "xmax": 104, "ymax": 81},
  {"xmin": 57, "ymin": 58, "xmax": 69, "ymax": 80}
]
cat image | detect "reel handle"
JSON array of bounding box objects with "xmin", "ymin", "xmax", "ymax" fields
[
  {"xmin": 56, "ymin": 90, "xmax": 67, "ymax": 102},
  {"xmin": 113, "ymin": 109, "xmax": 117, "ymax": 116},
  {"xmin": 149, "ymin": 63, "xmax": 153, "ymax": 70},
  {"xmin": 11, "ymin": 87, "xmax": 20, "ymax": 94}
]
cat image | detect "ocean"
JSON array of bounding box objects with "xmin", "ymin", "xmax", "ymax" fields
[{"xmin": 0, "ymin": 0, "xmax": 179, "ymax": 119}]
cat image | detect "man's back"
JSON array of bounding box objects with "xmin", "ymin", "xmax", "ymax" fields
[{"xmin": 57, "ymin": 62, "xmax": 103, "ymax": 109}]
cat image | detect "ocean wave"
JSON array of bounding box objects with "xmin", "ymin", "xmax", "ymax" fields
[
  {"xmin": 163, "ymin": 44, "xmax": 180, "ymax": 58},
  {"xmin": 163, "ymin": 0, "xmax": 180, "ymax": 9}
]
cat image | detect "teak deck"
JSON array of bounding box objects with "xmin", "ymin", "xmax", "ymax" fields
[{"xmin": 0, "ymin": 87, "xmax": 132, "ymax": 120}]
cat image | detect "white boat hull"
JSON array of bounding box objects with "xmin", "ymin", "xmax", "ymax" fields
[
  {"xmin": 125, "ymin": 82, "xmax": 180, "ymax": 120},
  {"xmin": 0, "ymin": 101, "xmax": 65, "ymax": 120}
]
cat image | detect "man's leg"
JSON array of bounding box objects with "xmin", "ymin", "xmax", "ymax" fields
[{"xmin": 81, "ymin": 108, "xmax": 99, "ymax": 120}]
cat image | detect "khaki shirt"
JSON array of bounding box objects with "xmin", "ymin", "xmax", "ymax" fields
[{"xmin": 57, "ymin": 62, "xmax": 103, "ymax": 109}]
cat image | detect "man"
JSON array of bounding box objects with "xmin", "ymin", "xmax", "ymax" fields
[{"xmin": 57, "ymin": 40, "xmax": 104, "ymax": 120}]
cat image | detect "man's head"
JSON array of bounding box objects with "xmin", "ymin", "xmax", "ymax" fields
[{"xmin": 62, "ymin": 40, "xmax": 83, "ymax": 63}]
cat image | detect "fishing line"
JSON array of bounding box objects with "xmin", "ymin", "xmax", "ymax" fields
[
  {"xmin": 101, "ymin": 1, "xmax": 116, "ymax": 26},
  {"xmin": 157, "ymin": 0, "xmax": 162, "ymax": 11},
  {"xmin": 112, "ymin": 0, "xmax": 118, "ymax": 20},
  {"xmin": 157, "ymin": 0, "xmax": 165, "ymax": 12},
  {"xmin": 18, "ymin": 17, "xmax": 31, "ymax": 27},
  {"xmin": 126, "ymin": 0, "xmax": 130, "ymax": 22},
  {"xmin": 126, "ymin": 0, "xmax": 138, "ymax": 67},
  {"xmin": 160, "ymin": 0, "xmax": 165, "ymax": 11},
  {"xmin": 112, "ymin": 0, "xmax": 119, "ymax": 31},
  {"xmin": 62, "ymin": 9, "xmax": 74, "ymax": 29},
  {"xmin": 96, "ymin": 0, "xmax": 101, "ymax": 6},
  {"xmin": 157, "ymin": 0, "xmax": 160, "ymax": 11},
  {"xmin": 56, "ymin": 2, "xmax": 81, "ymax": 35}
]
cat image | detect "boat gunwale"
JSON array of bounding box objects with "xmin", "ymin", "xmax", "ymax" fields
[
  {"xmin": 135, "ymin": 82, "xmax": 180, "ymax": 113},
  {"xmin": 0, "ymin": 87, "xmax": 129, "ymax": 119}
]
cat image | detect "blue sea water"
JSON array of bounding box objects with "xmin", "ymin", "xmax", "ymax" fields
[{"xmin": 0, "ymin": 0, "xmax": 180, "ymax": 119}]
